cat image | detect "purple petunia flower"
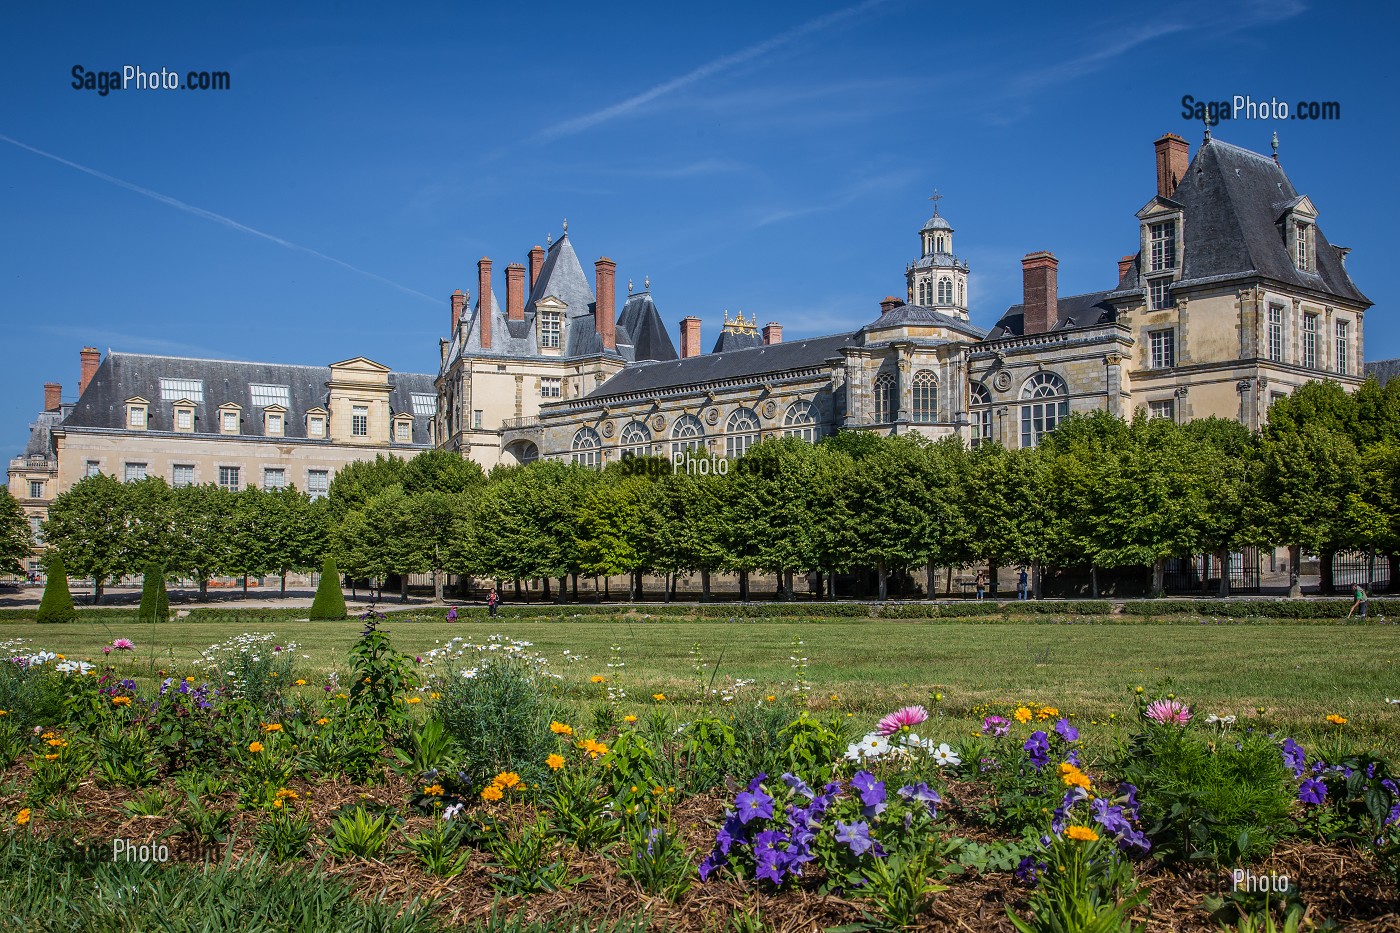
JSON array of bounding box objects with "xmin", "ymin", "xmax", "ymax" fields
[
  {"xmin": 1298, "ymin": 778, "xmax": 1327, "ymax": 805},
  {"xmin": 1054, "ymin": 718, "xmax": 1078, "ymax": 743},
  {"xmin": 1024, "ymin": 731, "xmax": 1050, "ymax": 770},
  {"xmin": 897, "ymin": 782, "xmax": 941, "ymax": 817},
  {"xmin": 1015, "ymin": 855, "xmax": 1046, "ymax": 885},
  {"xmin": 781, "ymin": 772, "xmax": 815, "ymax": 800},
  {"xmin": 699, "ymin": 849, "xmax": 727, "ymax": 881},
  {"xmin": 1281, "ymin": 738, "xmax": 1306, "ymax": 778},
  {"xmin": 851, "ymin": 771, "xmax": 887, "ymax": 817},
  {"xmin": 735, "ymin": 784, "xmax": 774, "ymax": 824},
  {"xmin": 835, "ymin": 820, "xmax": 877, "ymax": 856},
  {"xmin": 982, "ymin": 715, "xmax": 1010, "ymax": 737}
]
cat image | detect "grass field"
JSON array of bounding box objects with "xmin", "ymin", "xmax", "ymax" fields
[{"xmin": 7, "ymin": 615, "xmax": 1400, "ymax": 749}]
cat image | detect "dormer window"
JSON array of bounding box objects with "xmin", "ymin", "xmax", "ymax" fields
[
  {"xmin": 306, "ymin": 408, "xmax": 327, "ymax": 438},
  {"xmin": 173, "ymin": 401, "xmax": 195, "ymax": 432},
  {"xmin": 1295, "ymin": 221, "xmax": 1312, "ymax": 271},
  {"xmin": 1149, "ymin": 221, "xmax": 1176, "ymax": 272},
  {"xmin": 218, "ymin": 404, "xmax": 242, "ymax": 434},
  {"xmin": 127, "ymin": 402, "xmax": 148, "ymax": 429},
  {"xmin": 392, "ymin": 415, "xmax": 413, "ymax": 444},
  {"xmin": 264, "ymin": 407, "xmax": 286, "ymax": 436},
  {"xmin": 540, "ymin": 311, "xmax": 562, "ymax": 349}
]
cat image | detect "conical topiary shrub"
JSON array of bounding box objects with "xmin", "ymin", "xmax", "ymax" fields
[
  {"xmin": 310, "ymin": 556, "xmax": 347, "ymax": 620},
  {"xmin": 36, "ymin": 553, "xmax": 77, "ymax": 624},
  {"xmin": 138, "ymin": 563, "xmax": 169, "ymax": 624}
]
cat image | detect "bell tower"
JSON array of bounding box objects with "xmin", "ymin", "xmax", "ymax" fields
[{"xmin": 905, "ymin": 190, "xmax": 970, "ymax": 320}]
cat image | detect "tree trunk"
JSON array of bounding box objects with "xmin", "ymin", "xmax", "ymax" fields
[
  {"xmin": 571, "ymin": 574, "xmax": 579, "ymax": 599},
  {"xmin": 400, "ymin": 573, "xmax": 409, "ymax": 603},
  {"xmin": 988, "ymin": 563, "xmax": 999, "ymax": 599},
  {"xmin": 433, "ymin": 571, "xmax": 444, "ymax": 603},
  {"xmin": 198, "ymin": 576, "xmax": 208, "ymax": 600},
  {"xmin": 1151, "ymin": 558, "xmax": 1165, "ymax": 597},
  {"xmin": 242, "ymin": 575, "xmax": 248, "ymax": 595},
  {"xmin": 1031, "ymin": 560, "xmax": 1042, "ymax": 600},
  {"xmin": 281, "ymin": 572, "xmax": 287, "ymax": 595},
  {"xmin": 784, "ymin": 569, "xmax": 794, "ymax": 600},
  {"xmin": 701, "ymin": 569, "xmax": 711, "ymax": 601},
  {"xmin": 828, "ymin": 566, "xmax": 837, "ymax": 601},
  {"xmin": 1288, "ymin": 545, "xmax": 1302, "ymax": 598},
  {"xmin": 945, "ymin": 565, "xmax": 953, "ymax": 598},
  {"xmin": 94, "ymin": 580, "xmax": 104, "ymax": 605},
  {"xmin": 1217, "ymin": 549, "xmax": 1231, "ymax": 597},
  {"xmin": 925, "ymin": 561, "xmax": 935, "ymax": 600},
  {"xmin": 1090, "ymin": 565, "xmax": 1099, "ymax": 599},
  {"xmin": 877, "ymin": 560, "xmax": 888, "ymax": 602},
  {"xmin": 664, "ymin": 572, "xmax": 672, "ymax": 603},
  {"xmin": 514, "ymin": 578, "xmax": 523, "ymax": 599},
  {"xmin": 1320, "ymin": 551, "xmax": 1335, "ymax": 596},
  {"xmin": 739, "ymin": 570, "xmax": 749, "ymax": 603}
]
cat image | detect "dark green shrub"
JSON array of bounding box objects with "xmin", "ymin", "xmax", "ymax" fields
[
  {"xmin": 137, "ymin": 562, "xmax": 169, "ymax": 624},
  {"xmin": 35, "ymin": 554, "xmax": 77, "ymax": 624},
  {"xmin": 435, "ymin": 655, "xmax": 560, "ymax": 788},
  {"xmin": 309, "ymin": 557, "xmax": 347, "ymax": 620}
]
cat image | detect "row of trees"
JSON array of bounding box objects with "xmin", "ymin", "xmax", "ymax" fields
[{"xmin": 19, "ymin": 378, "xmax": 1400, "ymax": 602}]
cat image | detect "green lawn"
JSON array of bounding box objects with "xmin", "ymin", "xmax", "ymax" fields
[{"xmin": 6, "ymin": 616, "xmax": 1400, "ymax": 749}]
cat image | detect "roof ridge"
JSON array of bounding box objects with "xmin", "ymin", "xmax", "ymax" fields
[
  {"xmin": 1207, "ymin": 138, "xmax": 1277, "ymax": 163},
  {"xmin": 107, "ymin": 351, "xmax": 433, "ymax": 378}
]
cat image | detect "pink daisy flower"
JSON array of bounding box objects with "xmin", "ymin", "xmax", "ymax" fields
[
  {"xmin": 877, "ymin": 705, "xmax": 929, "ymax": 735},
  {"xmin": 111, "ymin": 639, "xmax": 135, "ymax": 651},
  {"xmin": 1144, "ymin": 699, "xmax": 1192, "ymax": 726}
]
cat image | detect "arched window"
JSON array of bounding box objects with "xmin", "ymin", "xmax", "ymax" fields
[
  {"xmin": 619, "ymin": 420, "xmax": 651, "ymax": 459},
  {"xmin": 937, "ymin": 277, "xmax": 953, "ymax": 305},
  {"xmin": 725, "ymin": 408, "xmax": 761, "ymax": 458},
  {"xmin": 571, "ymin": 427, "xmax": 602, "ymax": 468},
  {"xmin": 873, "ymin": 372, "xmax": 896, "ymax": 424},
  {"xmin": 936, "ymin": 235, "xmax": 946, "ymax": 253},
  {"xmin": 1019, "ymin": 372, "xmax": 1069, "ymax": 449},
  {"xmin": 670, "ymin": 413, "xmax": 705, "ymax": 460},
  {"xmin": 969, "ymin": 382, "xmax": 992, "ymax": 448},
  {"xmin": 783, "ymin": 400, "xmax": 817, "ymax": 442},
  {"xmin": 957, "ymin": 279, "xmax": 965, "ymax": 307},
  {"xmin": 912, "ymin": 370, "xmax": 938, "ymax": 423}
]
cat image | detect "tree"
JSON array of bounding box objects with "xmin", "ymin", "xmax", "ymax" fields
[
  {"xmin": 309, "ymin": 556, "xmax": 347, "ymax": 620},
  {"xmin": 963, "ymin": 443, "xmax": 1049, "ymax": 595},
  {"xmin": 262, "ymin": 486, "xmax": 325, "ymax": 594},
  {"xmin": 843, "ymin": 435, "xmax": 949, "ymax": 600},
  {"xmin": 0, "ymin": 488, "xmax": 31, "ymax": 576},
  {"xmin": 36, "ymin": 552, "xmax": 77, "ymax": 623},
  {"xmin": 401, "ymin": 449, "xmax": 486, "ymax": 495},
  {"xmin": 646, "ymin": 462, "xmax": 728, "ymax": 601},
  {"xmin": 227, "ymin": 487, "xmax": 277, "ymax": 594},
  {"xmin": 42, "ymin": 473, "xmax": 129, "ymax": 603},
  {"xmin": 575, "ymin": 469, "xmax": 652, "ymax": 598},
  {"xmin": 325, "ymin": 454, "xmax": 407, "ymax": 524},
  {"xmin": 124, "ymin": 477, "xmax": 178, "ymax": 573},
  {"xmin": 1182, "ymin": 418, "xmax": 1260, "ymax": 596},
  {"xmin": 170, "ymin": 483, "xmax": 234, "ymax": 599},
  {"xmin": 137, "ymin": 562, "xmax": 169, "ymax": 624}
]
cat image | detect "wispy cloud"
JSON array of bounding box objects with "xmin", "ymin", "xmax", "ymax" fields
[
  {"xmin": 0, "ymin": 134, "xmax": 438, "ymax": 304},
  {"xmin": 36, "ymin": 326, "xmax": 217, "ymax": 359},
  {"xmin": 532, "ymin": 0, "xmax": 894, "ymax": 142},
  {"xmin": 750, "ymin": 168, "xmax": 914, "ymax": 228}
]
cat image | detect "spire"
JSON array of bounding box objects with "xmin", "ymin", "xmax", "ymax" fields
[
  {"xmin": 1271, "ymin": 131, "xmax": 1279, "ymax": 163},
  {"xmin": 928, "ymin": 188, "xmax": 942, "ymax": 216}
]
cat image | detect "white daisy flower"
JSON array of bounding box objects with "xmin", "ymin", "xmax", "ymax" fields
[{"xmin": 931, "ymin": 743, "xmax": 961, "ymax": 767}]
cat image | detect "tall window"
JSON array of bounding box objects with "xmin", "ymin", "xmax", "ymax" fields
[
  {"xmin": 783, "ymin": 401, "xmax": 817, "ymax": 442},
  {"xmin": 1335, "ymin": 320, "xmax": 1349, "ymax": 374},
  {"xmin": 1302, "ymin": 313, "xmax": 1318, "ymax": 368},
  {"xmin": 172, "ymin": 465, "xmax": 195, "ymax": 488},
  {"xmin": 1149, "ymin": 221, "xmax": 1176, "ymax": 271},
  {"xmin": 873, "ymin": 373, "xmax": 896, "ymax": 424},
  {"xmin": 670, "ymin": 414, "xmax": 705, "ymax": 460},
  {"xmin": 308, "ymin": 415, "xmax": 325, "ymax": 438},
  {"xmin": 725, "ymin": 408, "xmax": 761, "ymax": 458},
  {"xmin": 472, "ymin": 410, "xmax": 483, "ymax": 429},
  {"xmin": 937, "ymin": 277, "xmax": 952, "ymax": 305},
  {"xmin": 1020, "ymin": 372, "xmax": 1069, "ymax": 449},
  {"xmin": 1267, "ymin": 306, "xmax": 1284, "ymax": 362},
  {"xmin": 175, "ymin": 408, "xmax": 193, "ymax": 431},
  {"xmin": 540, "ymin": 377, "xmax": 561, "ymax": 398},
  {"xmin": 84, "ymin": 460, "xmax": 101, "ymax": 478},
  {"xmin": 124, "ymin": 462, "xmax": 148, "ymax": 483},
  {"xmin": 540, "ymin": 312, "xmax": 562, "ymax": 349},
  {"xmin": 266, "ymin": 412, "xmax": 283, "ymax": 435},
  {"xmin": 619, "ymin": 421, "xmax": 651, "ymax": 458},
  {"xmin": 1149, "ymin": 330, "xmax": 1176, "ymax": 369},
  {"xmin": 1148, "ymin": 278, "xmax": 1172, "ymax": 310},
  {"xmin": 571, "ymin": 427, "xmax": 601, "ymax": 468},
  {"xmin": 218, "ymin": 466, "xmax": 240, "ymax": 490},
  {"xmin": 912, "ymin": 370, "xmax": 938, "ymax": 423},
  {"xmin": 395, "ymin": 421, "xmax": 411, "ymax": 443},
  {"xmin": 969, "ymin": 383, "xmax": 992, "ymax": 448},
  {"xmin": 29, "ymin": 516, "xmax": 43, "ymax": 544},
  {"xmin": 351, "ymin": 405, "xmax": 368, "ymax": 436},
  {"xmin": 917, "ymin": 280, "xmax": 929, "ymax": 305},
  {"xmin": 28, "ymin": 480, "xmax": 44, "ymax": 499},
  {"xmin": 128, "ymin": 405, "xmax": 147, "ymax": 429},
  {"xmin": 957, "ymin": 280, "xmax": 965, "ymax": 307},
  {"xmin": 263, "ymin": 468, "xmax": 286, "ymax": 490},
  {"xmin": 1295, "ymin": 222, "xmax": 1310, "ymax": 271},
  {"xmin": 221, "ymin": 410, "xmax": 239, "ymax": 433},
  {"xmin": 307, "ymin": 470, "xmax": 329, "ymax": 500},
  {"xmin": 1148, "ymin": 399, "xmax": 1176, "ymax": 422}
]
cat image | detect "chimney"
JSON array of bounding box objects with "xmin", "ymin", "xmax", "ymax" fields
[
  {"xmin": 44, "ymin": 383, "xmax": 62, "ymax": 412},
  {"xmin": 1117, "ymin": 255, "xmax": 1136, "ymax": 281},
  {"xmin": 680, "ymin": 317, "xmax": 702, "ymax": 358},
  {"xmin": 506, "ymin": 263, "xmax": 526, "ymax": 321},
  {"xmin": 1021, "ymin": 251, "xmax": 1059, "ymax": 335},
  {"xmin": 595, "ymin": 257, "xmax": 617, "ymax": 351},
  {"xmin": 79, "ymin": 347, "xmax": 100, "ymax": 397},
  {"xmin": 450, "ymin": 289, "xmax": 466, "ymax": 334},
  {"xmin": 528, "ymin": 245, "xmax": 545, "ymax": 288},
  {"xmin": 763, "ymin": 322, "xmax": 783, "ymax": 345},
  {"xmin": 879, "ymin": 295, "xmax": 902, "ymax": 314},
  {"xmin": 1154, "ymin": 133, "xmax": 1189, "ymax": 199},
  {"xmin": 476, "ymin": 258, "xmax": 493, "ymax": 349}
]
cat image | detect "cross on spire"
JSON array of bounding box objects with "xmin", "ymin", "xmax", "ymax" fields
[{"xmin": 928, "ymin": 188, "xmax": 943, "ymax": 215}]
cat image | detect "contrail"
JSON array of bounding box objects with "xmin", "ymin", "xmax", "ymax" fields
[
  {"xmin": 535, "ymin": 0, "xmax": 892, "ymax": 141},
  {"xmin": 0, "ymin": 133, "xmax": 438, "ymax": 304}
]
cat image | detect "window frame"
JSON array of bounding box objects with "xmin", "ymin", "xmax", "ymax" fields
[
  {"xmin": 912, "ymin": 370, "xmax": 938, "ymax": 423},
  {"xmin": 725, "ymin": 407, "xmax": 761, "ymax": 459},
  {"xmin": 28, "ymin": 480, "xmax": 44, "ymax": 499},
  {"xmin": 1148, "ymin": 277, "xmax": 1173, "ymax": 311},
  {"xmin": 539, "ymin": 311, "xmax": 562, "ymax": 350},
  {"xmin": 351, "ymin": 405, "xmax": 369, "ymax": 437},
  {"xmin": 1302, "ymin": 313, "xmax": 1318, "ymax": 369},
  {"xmin": 1149, "ymin": 221, "xmax": 1176, "ymax": 272},
  {"xmin": 1147, "ymin": 398, "xmax": 1176, "ymax": 422},
  {"xmin": 1268, "ymin": 305, "xmax": 1285, "ymax": 362},
  {"xmin": 782, "ymin": 401, "xmax": 817, "ymax": 442},
  {"xmin": 571, "ymin": 427, "xmax": 602, "ymax": 468},
  {"xmin": 123, "ymin": 462, "xmax": 148, "ymax": 483},
  {"xmin": 1149, "ymin": 329, "xmax": 1176, "ymax": 369},
  {"xmin": 307, "ymin": 469, "xmax": 330, "ymax": 500},
  {"xmin": 1019, "ymin": 372, "xmax": 1069, "ymax": 449},
  {"xmin": 217, "ymin": 465, "xmax": 240, "ymax": 491},
  {"xmin": 1335, "ymin": 319, "xmax": 1349, "ymax": 375},
  {"xmin": 670, "ymin": 413, "xmax": 705, "ymax": 461},
  {"xmin": 262, "ymin": 467, "xmax": 287, "ymax": 491},
  {"xmin": 619, "ymin": 420, "xmax": 652, "ymax": 458},
  {"xmin": 172, "ymin": 464, "xmax": 195, "ymax": 488},
  {"xmin": 872, "ymin": 372, "xmax": 896, "ymax": 424},
  {"xmin": 540, "ymin": 377, "xmax": 562, "ymax": 399}
]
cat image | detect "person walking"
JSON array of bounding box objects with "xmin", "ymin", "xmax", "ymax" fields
[
  {"xmin": 446, "ymin": 605, "xmax": 458, "ymax": 623},
  {"xmin": 1347, "ymin": 583, "xmax": 1369, "ymax": 620},
  {"xmin": 975, "ymin": 570, "xmax": 987, "ymax": 601},
  {"xmin": 1017, "ymin": 567, "xmax": 1029, "ymax": 601},
  {"xmin": 487, "ymin": 588, "xmax": 499, "ymax": 619}
]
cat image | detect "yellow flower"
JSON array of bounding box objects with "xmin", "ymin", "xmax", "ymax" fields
[
  {"xmin": 275, "ymin": 788, "xmax": 298, "ymax": 799},
  {"xmin": 405, "ymin": 696, "xmax": 422, "ymax": 705},
  {"xmin": 262, "ymin": 723, "xmax": 283, "ymax": 733},
  {"xmin": 1060, "ymin": 765, "xmax": 1091, "ymax": 791},
  {"xmin": 546, "ymin": 754, "xmax": 565, "ymax": 770},
  {"xmin": 578, "ymin": 738, "xmax": 608, "ymax": 758},
  {"xmin": 43, "ymin": 753, "xmax": 59, "ymax": 761},
  {"xmin": 1134, "ymin": 686, "xmax": 1144, "ymax": 694},
  {"xmin": 481, "ymin": 784, "xmax": 503, "ymax": 802},
  {"xmin": 550, "ymin": 721, "xmax": 573, "ymax": 736},
  {"xmin": 1065, "ymin": 826, "xmax": 1099, "ymax": 842},
  {"xmin": 56, "ymin": 654, "xmax": 65, "ymax": 661},
  {"xmin": 41, "ymin": 732, "xmax": 56, "ymax": 740},
  {"xmin": 1014, "ymin": 706, "xmax": 1032, "ymax": 724},
  {"xmin": 623, "ymin": 715, "xmax": 637, "ymax": 724},
  {"xmin": 336, "ymin": 693, "xmax": 348, "ymax": 700},
  {"xmin": 316, "ymin": 718, "xmax": 330, "ymax": 726},
  {"xmin": 273, "ymin": 798, "xmax": 284, "ymax": 809},
  {"xmin": 248, "ymin": 741, "xmax": 265, "ymax": 754},
  {"xmin": 46, "ymin": 738, "xmax": 67, "ymax": 748},
  {"xmin": 1037, "ymin": 706, "xmax": 1060, "ymax": 721},
  {"xmin": 766, "ymin": 695, "xmax": 777, "ymax": 703},
  {"xmin": 295, "ymin": 679, "xmax": 307, "ymax": 686},
  {"xmin": 16, "ymin": 808, "xmax": 31, "ymax": 826},
  {"xmin": 186, "ymin": 676, "xmax": 196, "ymax": 683},
  {"xmin": 270, "ymin": 672, "xmax": 278, "ymax": 678},
  {"xmin": 653, "ymin": 693, "xmax": 666, "ymax": 702},
  {"xmin": 111, "ymin": 696, "xmax": 131, "ymax": 707},
  {"xmin": 591, "ymin": 675, "xmax": 605, "ymax": 684},
  {"xmin": 0, "ymin": 710, "xmax": 6, "ymax": 716},
  {"xmin": 424, "ymin": 784, "xmax": 445, "ymax": 796},
  {"xmin": 1326, "ymin": 714, "xmax": 1348, "ymax": 725},
  {"xmin": 494, "ymin": 772, "xmax": 521, "ymax": 790},
  {"xmin": 652, "ymin": 786, "xmax": 663, "ymax": 796},
  {"xmin": 429, "ymin": 692, "xmax": 440, "ymax": 700}
]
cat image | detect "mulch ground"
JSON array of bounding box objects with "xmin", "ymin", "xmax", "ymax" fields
[{"xmin": 2, "ymin": 764, "xmax": 1396, "ymax": 931}]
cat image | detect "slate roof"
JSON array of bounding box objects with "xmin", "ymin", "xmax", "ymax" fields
[
  {"xmin": 862, "ymin": 302, "xmax": 987, "ymax": 340},
  {"xmin": 582, "ymin": 333, "xmax": 856, "ymax": 401},
  {"xmin": 616, "ymin": 291, "xmax": 678, "ymax": 362},
  {"xmin": 1164, "ymin": 139, "xmax": 1369, "ymax": 303},
  {"xmin": 987, "ymin": 291, "xmax": 1118, "ymax": 339},
  {"xmin": 18, "ymin": 410, "xmax": 61, "ymax": 460},
  {"xmin": 62, "ymin": 353, "xmax": 435, "ymax": 442},
  {"xmin": 1366, "ymin": 358, "xmax": 1400, "ymax": 388},
  {"xmin": 921, "ymin": 214, "xmax": 952, "ymax": 232},
  {"xmin": 711, "ymin": 329, "xmax": 764, "ymax": 353}
]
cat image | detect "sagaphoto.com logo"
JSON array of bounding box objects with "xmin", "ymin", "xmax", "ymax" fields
[
  {"xmin": 1182, "ymin": 94, "xmax": 1339, "ymax": 126},
  {"xmin": 72, "ymin": 64, "xmax": 230, "ymax": 97}
]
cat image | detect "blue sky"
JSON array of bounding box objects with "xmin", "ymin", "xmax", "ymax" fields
[{"xmin": 3, "ymin": 0, "xmax": 1396, "ymax": 451}]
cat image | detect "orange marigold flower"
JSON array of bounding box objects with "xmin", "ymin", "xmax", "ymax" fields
[
  {"xmin": 1326, "ymin": 714, "xmax": 1348, "ymax": 725},
  {"xmin": 423, "ymin": 784, "xmax": 445, "ymax": 796},
  {"xmin": 623, "ymin": 715, "xmax": 637, "ymax": 724},
  {"xmin": 494, "ymin": 772, "xmax": 521, "ymax": 790},
  {"xmin": 1065, "ymin": 826, "xmax": 1099, "ymax": 842},
  {"xmin": 262, "ymin": 723, "xmax": 283, "ymax": 733},
  {"xmin": 43, "ymin": 753, "xmax": 59, "ymax": 761},
  {"xmin": 480, "ymin": 784, "xmax": 504, "ymax": 802},
  {"xmin": 653, "ymin": 693, "xmax": 666, "ymax": 702},
  {"xmin": 546, "ymin": 754, "xmax": 565, "ymax": 770},
  {"xmin": 111, "ymin": 696, "xmax": 131, "ymax": 707},
  {"xmin": 549, "ymin": 721, "xmax": 573, "ymax": 736},
  {"xmin": 405, "ymin": 696, "xmax": 422, "ymax": 705},
  {"xmin": 16, "ymin": 808, "xmax": 31, "ymax": 826},
  {"xmin": 316, "ymin": 718, "xmax": 330, "ymax": 726},
  {"xmin": 248, "ymin": 741, "xmax": 265, "ymax": 754},
  {"xmin": 1037, "ymin": 706, "xmax": 1060, "ymax": 721},
  {"xmin": 1014, "ymin": 706, "xmax": 1033, "ymax": 724},
  {"xmin": 590, "ymin": 675, "xmax": 605, "ymax": 684},
  {"xmin": 295, "ymin": 680, "xmax": 307, "ymax": 686}
]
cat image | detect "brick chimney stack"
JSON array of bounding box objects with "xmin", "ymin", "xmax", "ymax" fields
[
  {"xmin": 476, "ymin": 258, "xmax": 493, "ymax": 349},
  {"xmin": 1117, "ymin": 255, "xmax": 1136, "ymax": 282},
  {"xmin": 879, "ymin": 296, "xmax": 902, "ymax": 313},
  {"xmin": 1154, "ymin": 133, "xmax": 1189, "ymax": 199},
  {"xmin": 450, "ymin": 289, "xmax": 466, "ymax": 334},
  {"xmin": 79, "ymin": 347, "xmax": 100, "ymax": 398},
  {"xmin": 1021, "ymin": 252, "xmax": 1059, "ymax": 335},
  {"xmin": 506, "ymin": 263, "xmax": 526, "ymax": 321},
  {"xmin": 44, "ymin": 383, "xmax": 62, "ymax": 412},
  {"xmin": 762, "ymin": 323, "xmax": 783, "ymax": 345},
  {"xmin": 528, "ymin": 245, "xmax": 545, "ymax": 289},
  {"xmin": 595, "ymin": 258, "xmax": 617, "ymax": 351},
  {"xmin": 680, "ymin": 317, "xmax": 702, "ymax": 358}
]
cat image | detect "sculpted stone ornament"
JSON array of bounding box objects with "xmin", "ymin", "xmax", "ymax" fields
[
  {"xmin": 601, "ymin": 421, "xmax": 615, "ymax": 438},
  {"xmin": 650, "ymin": 413, "xmax": 666, "ymax": 432},
  {"xmin": 762, "ymin": 400, "xmax": 777, "ymax": 419},
  {"xmin": 1105, "ymin": 353, "xmax": 1123, "ymax": 366},
  {"xmin": 992, "ymin": 371, "xmax": 1013, "ymax": 392},
  {"xmin": 705, "ymin": 408, "xmax": 720, "ymax": 426}
]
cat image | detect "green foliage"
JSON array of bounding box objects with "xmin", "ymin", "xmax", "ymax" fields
[
  {"xmin": 393, "ymin": 716, "xmax": 456, "ymax": 777},
  {"xmin": 121, "ymin": 787, "xmax": 171, "ymax": 818},
  {"xmin": 175, "ymin": 792, "xmax": 235, "ymax": 849},
  {"xmin": 137, "ymin": 562, "xmax": 169, "ymax": 624},
  {"xmin": 257, "ymin": 802, "xmax": 314, "ymax": 862},
  {"xmin": 309, "ymin": 556, "xmax": 347, "ymax": 620},
  {"xmin": 403, "ymin": 816, "xmax": 472, "ymax": 878},
  {"xmin": 436, "ymin": 656, "xmax": 558, "ymax": 788},
  {"xmin": 326, "ymin": 804, "xmax": 397, "ymax": 859},
  {"xmin": 42, "ymin": 473, "xmax": 129, "ymax": 603},
  {"xmin": 1007, "ymin": 833, "xmax": 1144, "ymax": 933},
  {"xmin": 487, "ymin": 814, "xmax": 574, "ymax": 894},
  {"xmin": 616, "ymin": 819, "xmax": 694, "ymax": 901},
  {"xmin": 544, "ymin": 754, "xmax": 623, "ymax": 851},
  {"xmin": 347, "ymin": 615, "xmax": 417, "ymax": 721},
  {"xmin": 0, "ymin": 488, "xmax": 31, "ymax": 575},
  {"xmin": 35, "ymin": 553, "xmax": 77, "ymax": 623},
  {"xmin": 94, "ymin": 718, "xmax": 159, "ymax": 787}
]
